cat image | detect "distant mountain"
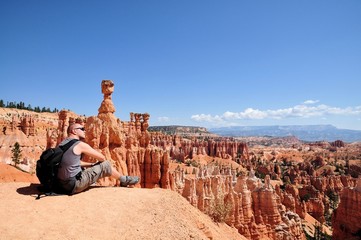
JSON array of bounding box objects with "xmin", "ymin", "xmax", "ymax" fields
[{"xmin": 209, "ymin": 124, "xmax": 361, "ymax": 142}]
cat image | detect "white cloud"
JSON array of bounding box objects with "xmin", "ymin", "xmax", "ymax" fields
[
  {"xmin": 158, "ymin": 116, "xmax": 170, "ymax": 122},
  {"xmin": 191, "ymin": 114, "xmax": 224, "ymax": 124},
  {"xmin": 191, "ymin": 102, "xmax": 361, "ymax": 124},
  {"xmin": 303, "ymin": 99, "xmax": 319, "ymax": 104},
  {"xmin": 223, "ymin": 109, "xmax": 267, "ymax": 120}
]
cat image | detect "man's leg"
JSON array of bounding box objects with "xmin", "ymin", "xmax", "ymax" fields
[
  {"xmin": 73, "ymin": 161, "xmax": 139, "ymax": 194},
  {"xmin": 110, "ymin": 165, "xmax": 139, "ymax": 187},
  {"xmin": 73, "ymin": 161, "xmax": 113, "ymax": 194}
]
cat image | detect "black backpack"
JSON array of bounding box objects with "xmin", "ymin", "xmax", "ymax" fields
[{"xmin": 36, "ymin": 139, "xmax": 78, "ymax": 198}]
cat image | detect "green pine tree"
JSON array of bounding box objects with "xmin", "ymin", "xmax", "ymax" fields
[{"xmin": 11, "ymin": 142, "xmax": 22, "ymax": 167}]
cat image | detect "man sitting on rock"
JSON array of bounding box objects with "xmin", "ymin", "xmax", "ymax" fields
[{"xmin": 57, "ymin": 123, "xmax": 139, "ymax": 194}]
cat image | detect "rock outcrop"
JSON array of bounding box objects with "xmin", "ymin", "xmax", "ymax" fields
[
  {"xmin": 332, "ymin": 177, "xmax": 361, "ymax": 239},
  {"xmin": 71, "ymin": 80, "xmax": 305, "ymax": 239},
  {"xmin": 0, "ymin": 108, "xmax": 60, "ymax": 172},
  {"xmin": 3, "ymin": 80, "xmax": 361, "ymax": 239}
]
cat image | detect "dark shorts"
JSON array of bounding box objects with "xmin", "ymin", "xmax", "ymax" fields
[{"xmin": 72, "ymin": 160, "xmax": 112, "ymax": 194}]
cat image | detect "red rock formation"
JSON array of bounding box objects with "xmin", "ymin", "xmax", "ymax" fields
[
  {"xmin": 151, "ymin": 135, "xmax": 249, "ymax": 164},
  {"xmin": 331, "ymin": 140, "xmax": 345, "ymax": 148},
  {"xmin": 0, "ymin": 108, "xmax": 64, "ymax": 172},
  {"xmin": 332, "ymin": 177, "xmax": 361, "ymax": 239},
  {"xmin": 82, "ymin": 80, "xmax": 169, "ymax": 188},
  {"xmin": 5, "ymin": 80, "xmax": 361, "ymax": 239},
  {"xmin": 20, "ymin": 114, "xmax": 35, "ymax": 136},
  {"xmin": 180, "ymin": 167, "xmax": 305, "ymax": 239}
]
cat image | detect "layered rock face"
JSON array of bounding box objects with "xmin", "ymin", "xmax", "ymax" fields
[
  {"xmin": 150, "ymin": 133, "xmax": 249, "ymax": 163},
  {"xmin": 0, "ymin": 108, "xmax": 59, "ymax": 172},
  {"xmin": 179, "ymin": 168, "xmax": 305, "ymax": 239},
  {"xmin": 0, "ymin": 107, "xmax": 85, "ymax": 172},
  {"xmin": 332, "ymin": 177, "xmax": 361, "ymax": 239},
  {"xmin": 64, "ymin": 80, "xmax": 304, "ymax": 239},
  {"xmin": 148, "ymin": 125, "xmax": 217, "ymax": 138},
  {"xmin": 5, "ymin": 80, "xmax": 361, "ymax": 239},
  {"xmin": 82, "ymin": 80, "xmax": 163, "ymax": 187}
]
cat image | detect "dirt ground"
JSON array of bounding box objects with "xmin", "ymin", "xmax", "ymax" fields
[{"xmin": 0, "ymin": 163, "xmax": 246, "ymax": 240}]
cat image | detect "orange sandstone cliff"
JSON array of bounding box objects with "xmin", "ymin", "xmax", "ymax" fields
[{"xmin": 3, "ymin": 80, "xmax": 361, "ymax": 239}]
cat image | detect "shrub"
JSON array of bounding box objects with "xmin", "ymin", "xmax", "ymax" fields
[
  {"xmin": 185, "ymin": 159, "xmax": 199, "ymax": 168},
  {"xmin": 207, "ymin": 195, "xmax": 232, "ymax": 223},
  {"xmin": 300, "ymin": 193, "xmax": 311, "ymax": 202}
]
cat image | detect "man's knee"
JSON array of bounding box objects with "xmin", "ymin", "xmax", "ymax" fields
[{"xmin": 99, "ymin": 160, "xmax": 112, "ymax": 177}]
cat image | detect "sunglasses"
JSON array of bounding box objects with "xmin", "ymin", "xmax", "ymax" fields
[{"xmin": 75, "ymin": 127, "xmax": 85, "ymax": 131}]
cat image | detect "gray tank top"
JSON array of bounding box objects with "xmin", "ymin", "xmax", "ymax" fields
[{"xmin": 57, "ymin": 138, "xmax": 82, "ymax": 180}]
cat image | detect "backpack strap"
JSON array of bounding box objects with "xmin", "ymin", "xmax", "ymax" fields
[
  {"xmin": 59, "ymin": 139, "xmax": 79, "ymax": 153},
  {"xmin": 35, "ymin": 191, "xmax": 62, "ymax": 200}
]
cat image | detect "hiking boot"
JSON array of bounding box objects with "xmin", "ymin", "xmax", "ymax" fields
[{"xmin": 120, "ymin": 176, "xmax": 140, "ymax": 187}]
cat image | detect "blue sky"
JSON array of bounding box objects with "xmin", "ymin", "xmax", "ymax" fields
[{"xmin": 1, "ymin": 1, "xmax": 361, "ymax": 130}]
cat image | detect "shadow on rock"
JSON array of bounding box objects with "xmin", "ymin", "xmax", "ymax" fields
[{"xmin": 16, "ymin": 183, "xmax": 41, "ymax": 197}]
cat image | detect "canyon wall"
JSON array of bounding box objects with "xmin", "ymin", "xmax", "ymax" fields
[
  {"xmin": 2, "ymin": 80, "xmax": 361, "ymax": 239},
  {"xmin": 332, "ymin": 178, "xmax": 361, "ymax": 239}
]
